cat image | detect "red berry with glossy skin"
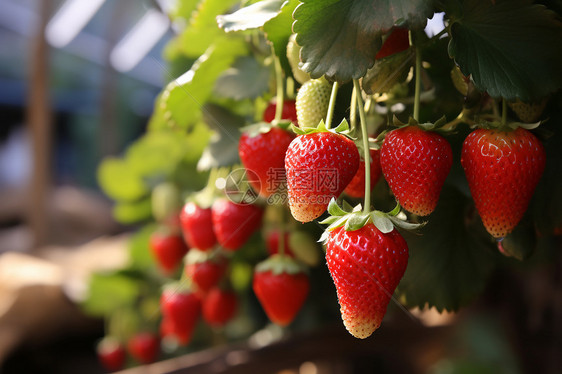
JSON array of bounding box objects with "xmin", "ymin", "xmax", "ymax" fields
[
  {"xmin": 375, "ymin": 27, "xmax": 410, "ymax": 59},
  {"xmin": 461, "ymin": 127, "xmax": 546, "ymax": 238},
  {"xmin": 325, "ymin": 223, "xmax": 409, "ymax": 339},
  {"xmin": 202, "ymin": 288, "xmax": 238, "ymax": 327},
  {"xmin": 149, "ymin": 230, "xmax": 189, "ymax": 274},
  {"xmin": 253, "ymin": 255, "xmax": 310, "ymax": 326},
  {"xmin": 160, "ymin": 288, "xmax": 201, "ymax": 346},
  {"xmin": 179, "ymin": 202, "xmax": 217, "ymax": 250},
  {"xmin": 263, "ymin": 99, "xmax": 299, "ymax": 126},
  {"xmin": 239, "ymin": 127, "xmax": 295, "ymax": 197},
  {"xmin": 127, "ymin": 332, "xmax": 160, "ymax": 364},
  {"xmin": 185, "ymin": 249, "xmax": 228, "ymax": 294},
  {"xmin": 212, "ymin": 199, "xmax": 264, "ymax": 251},
  {"xmin": 266, "ymin": 230, "xmax": 294, "ymax": 257},
  {"xmin": 380, "ymin": 126, "xmax": 453, "ymax": 216},
  {"xmin": 344, "ymin": 149, "xmax": 382, "ymax": 198},
  {"xmin": 97, "ymin": 337, "xmax": 126, "ymax": 372},
  {"xmin": 285, "ymin": 132, "xmax": 360, "ymax": 222}
]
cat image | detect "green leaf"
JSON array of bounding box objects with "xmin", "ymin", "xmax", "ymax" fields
[
  {"xmin": 180, "ymin": 0, "xmax": 239, "ymax": 57},
  {"xmin": 371, "ymin": 213, "xmax": 394, "ymax": 233},
  {"xmin": 263, "ymin": 0, "xmax": 300, "ymax": 74},
  {"xmin": 113, "ymin": 198, "xmax": 153, "ymax": 224},
  {"xmin": 126, "ymin": 131, "xmax": 188, "ymax": 178},
  {"xmin": 159, "ymin": 36, "xmax": 248, "ymax": 130},
  {"xmin": 196, "ymin": 103, "xmax": 244, "ymax": 170},
  {"xmin": 397, "ymin": 186, "xmax": 497, "ymax": 312},
  {"xmin": 82, "ymin": 272, "xmax": 141, "ymax": 316},
  {"xmin": 217, "ymin": 0, "xmax": 284, "ymax": 32},
  {"xmin": 293, "ymin": 0, "xmax": 432, "ymax": 82},
  {"xmin": 129, "ymin": 224, "xmax": 159, "ymax": 270},
  {"xmin": 447, "ymin": 0, "xmax": 562, "ymax": 100},
  {"xmin": 98, "ymin": 158, "xmax": 148, "ymax": 202},
  {"xmin": 213, "ymin": 56, "xmax": 271, "ymax": 100}
]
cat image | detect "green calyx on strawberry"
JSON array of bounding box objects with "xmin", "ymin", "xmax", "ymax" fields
[
  {"xmin": 319, "ymin": 199, "xmax": 419, "ymax": 339},
  {"xmin": 379, "ymin": 116, "xmax": 453, "ymax": 216},
  {"xmin": 238, "ymin": 122, "xmax": 295, "ymax": 198},
  {"xmin": 461, "ymin": 125, "xmax": 546, "ymax": 239},
  {"xmin": 253, "ymin": 254, "xmax": 310, "ymax": 326},
  {"xmin": 285, "ymin": 119, "xmax": 360, "ymax": 223}
]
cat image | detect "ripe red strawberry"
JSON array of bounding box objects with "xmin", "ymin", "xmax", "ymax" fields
[
  {"xmin": 184, "ymin": 249, "xmax": 228, "ymax": 294},
  {"xmin": 265, "ymin": 230, "xmax": 294, "ymax": 257},
  {"xmin": 97, "ymin": 337, "xmax": 126, "ymax": 372},
  {"xmin": 202, "ymin": 288, "xmax": 238, "ymax": 327},
  {"xmin": 380, "ymin": 126, "xmax": 453, "ymax": 216},
  {"xmin": 375, "ymin": 27, "xmax": 410, "ymax": 60},
  {"xmin": 160, "ymin": 287, "xmax": 201, "ymax": 346},
  {"xmin": 179, "ymin": 201, "xmax": 217, "ymax": 251},
  {"xmin": 344, "ymin": 149, "xmax": 382, "ymax": 198},
  {"xmin": 285, "ymin": 131, "xmax": 360, "ymax": 222},
  {"xmin": 253, "ymin": 255, "xmax": 310, "ymax": 326},
  {"xmin": 263, "ymin": 99, "xmax": 299, "ymax": 126},
  {"xmin": 126, "ymin": 332, "xmax": 160, "ymax": 364},
  {"xmin": 212, "ymin": 199, "xmax": 264, "ymax": 251},
  {"xmin": 149, "ymin": 229, "xmax": 189, "ymax": 275},
  {"xmin": 238, "ymin": 127, "xmax": 295, "ymax": 197},
  {"xmin": 461, "ymin": 127, "xmax": 546, "ymax": 238},
  {"xmin": 325, "ymin": 223, "xmax": 409, "ymax": 339}
]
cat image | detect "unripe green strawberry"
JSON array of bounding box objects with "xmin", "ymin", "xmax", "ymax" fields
[
  {"xmin": 508, "ymin": 99, "xmax": 547, "ymax": 123},
  {"xmin": 461, "ymin": 127, "xmax": 546, "ymax": 238},
  {"xmin": 151, "ymin": 182, "xmax": 182, "ymax": 224},
  {"xmin": 380, "ymin": 126, "xmax": 453, "ymax": 216},
  {"xmin": 285, "ymin": 131, "xmax": 360, "ymax": 222},
  {"xmin": 286, "ymin": 33, "xmax": 310, "ymax": 84},
  {"xmin": 295, "ymin": 78, "xmax": 331, "ymax": 128},
  {"xmin": 325, "ymin": 223, "xmax": 409, "ymax": 339}
]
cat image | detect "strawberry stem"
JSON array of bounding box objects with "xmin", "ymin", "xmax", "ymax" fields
[
  {"xmin": 350, "ymin": 84, "xmax": 357, "ymax": 131},
  {"xmin": 325, "ymin": 81, "xmax": 339, "ymax": 129},
  {"xmin": 353, "ymin": 79, "xmax": 371, "ymax": 214},
  {"xmin": 413, "ymin": 42, "xmax": 422, "ymax": 122},
  {"xmin": 273, "ymin": 55, "xmax": 285, "ymax": 122},
  {"xmin": 501, "ymin": 98, "xmax": 507, "ymax": 126}
]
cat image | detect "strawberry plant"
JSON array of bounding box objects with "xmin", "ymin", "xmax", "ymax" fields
[{"xmin": 82, "ymin": 0, "xmax": 562, "ymax": 370}]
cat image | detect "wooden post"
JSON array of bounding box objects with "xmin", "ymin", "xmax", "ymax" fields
[{"xmin": 27, "ymin": 0, "xmax": 54, "ymax": 248}]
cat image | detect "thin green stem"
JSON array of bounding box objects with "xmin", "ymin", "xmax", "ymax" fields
[
  {"xmin": 274, "ymin": 55, "xmax": 284, "ymax": 122},
  {"xmin": 325, "ymin": 81, "xmax": 339, "ymax": 129},
  {"xmin": 353, "ymin": 79, "xmax": 371, "ymax": 214},
  {"xmin": 501, "ymin": 98, "xmax": 507, "ymax": 126},
  {"xmin": 350, "ymin": 85, "xmax": 357, "ymax": 131},
  {"xmin": 413, "ymin": 45, "xmax": 422, "ymax": 121}
]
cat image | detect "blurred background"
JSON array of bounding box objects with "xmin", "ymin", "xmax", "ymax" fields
[{"xmin": 0, "ymin": 1, "xmax": 561, "ymax": 374}]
